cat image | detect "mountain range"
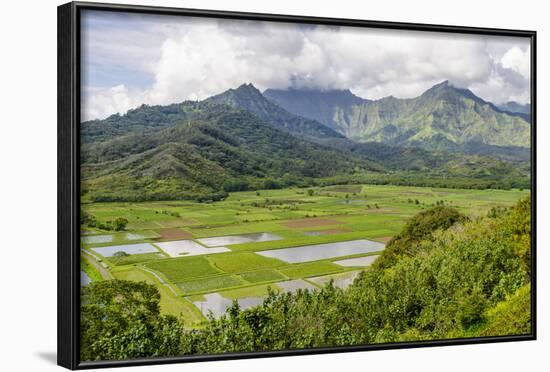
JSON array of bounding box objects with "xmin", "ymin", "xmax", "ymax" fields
[
  {"xmin": 497, "ymin": 101, "xmax": 531, "ymax": 122},
  {"xmin": 81, "ymin": 81, "xmax": 531, "ymax": 202},
  {"xmin": 264, "ymin": 81, "xmax": 531, "ymax": 153}
]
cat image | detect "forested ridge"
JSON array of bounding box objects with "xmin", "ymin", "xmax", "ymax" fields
[
  {"xmin": 80, "ymin": 85, "xmax": 530, "ymax": 203},
  {"xmin": 264, "ymin": 80, "xmax": 531, "ymax": 150},
  {"xmin": 80, "ymin": 197, "xmax": 531, "ymax": 361}
]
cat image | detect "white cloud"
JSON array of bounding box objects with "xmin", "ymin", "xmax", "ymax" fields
[
  {"xmin": 82, "ymin": 85, "xmax": 143, "ymax": 121},
  {"xmin": 500, "ymin": 46, "xmax": 530, "ymax": 79},
  {"xmin": 82, "ymin": 15, "xmax": 531, "ymax": 121}
]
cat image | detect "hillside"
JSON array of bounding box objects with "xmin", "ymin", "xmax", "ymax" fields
[
  {"xmin": 259, "ymin": 87, "xmax": 365, "ymax": 133},
  {"xmin": 204, "ymin": 84, "xmax": 529, "ymax": 172},
  {"xmin": 80, "ymin": 83, "xmax": 530, "ymax": 202},
  {"xmin": 206, "ymin": 83, "xmax": 345, "ymax": 141},
  {"xmin": 81, "ymin": 102, "xmax": 375, "ymax": 202},
  {"xmin": 264, "ymin": 81, "xmax": 531, "ymax": 156}
]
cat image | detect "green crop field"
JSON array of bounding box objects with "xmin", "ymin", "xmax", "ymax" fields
[
  {"xmin": 207, "ymin": 252, "xmax": 285, "ymax": 273},
  {"xmin": 81, "ymin": 184, "xmax": 528, "ymax": 326},
  {"xmin": 177, "ymin": 275, "xmax": 244, "ymax": 293},
  {"xmin": 239, "ymin": 269, "xmax": 286, "ymax": 283},
  {"xmin": 145, "ymin": 256, "xmax": 221, "ymax": 283}
]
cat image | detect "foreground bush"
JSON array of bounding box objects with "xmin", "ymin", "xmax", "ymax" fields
[{"xmin": 80, "ymin": 280, "xmax": 182, "ymax": 361}]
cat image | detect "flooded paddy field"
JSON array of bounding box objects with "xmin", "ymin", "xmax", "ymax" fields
[
  {"xmin": 80, "ymin": 271, "xmax": 92, "ymax": 286},
  {"xmin": 257, "ymin": 239, "xmax": 385, "ymax": 263},
  {"xmin": 81, "ymin": 184, "xmax": 528, "ymax": 325},
  {"xmin": 91, "ymin": 242, "xmax": 159, "ymax": 257},
  {"xmin": 197, "ymin": 233, "xmax": 282, "ymax": 247},
  {"xmin": 334, "ymin": 255, "xmax": 380, "ymax": 267},
  {"xmin": 193, "ymin": 279, "xmax": 319, "ymax": 318},
  {"xmin": 309, "ymin": 271, "xmax": 361, "ymax": 289},
  {"xmin": 156, "ymin": 240, "xmax": 230, "ymax": 257}
]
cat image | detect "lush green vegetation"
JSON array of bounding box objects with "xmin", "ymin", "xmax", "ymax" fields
[
  {"xmin": 478, "ymin": 284, "xmax": 531, "ymax": 337},
  {"xmin": 265, "ymin": 81, "xmax": 531, "ymax": 151},
  {"xmin": 82, "ymin": 184, "xmax": 527, "ymax": 240},
  {"xmin": 374, "ymin": 206, "xmax": 468, "ymax": 269},
  {"xmin": 179, "ymin": 197, "xmax": 530, "ymax": 352},
  {"xmin": 80, "ymin": 280, "xmax": 182, "ymax": 361},
  {"xmin": 80, "ymin": 85, "xmax": 530, "ymax": 203},
  {"xmin": 81, "ymin": 101, "xmax": 374, "ymax": 203},
  {"xmin": 79, "ymin": 81, "xmax": 532, "ymax": 362},
  {"xmin": 81, "ymin": 185, "xmax": 528, "ymax": 301},
  {"xmin": 80, "ymin": 197, "xmax": 531, "ymax": 360}
]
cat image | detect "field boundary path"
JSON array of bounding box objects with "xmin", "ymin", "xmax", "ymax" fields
[
  {"xmin": 81, "ymin": 250, "xmax": 112, "ymax": 280},
  {"xmin": 140, "ymin": 267, "xmax": 179, "ymax": 296}
]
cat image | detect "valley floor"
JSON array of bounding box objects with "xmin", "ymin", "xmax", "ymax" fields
[{"xmin": 80, "ymin": 184, "xmax": 528, "ymax": 326}]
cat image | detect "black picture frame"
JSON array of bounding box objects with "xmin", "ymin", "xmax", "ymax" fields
[{"xmin": 58, "ymin": 1, "xmax": 537, "ymax": 369}]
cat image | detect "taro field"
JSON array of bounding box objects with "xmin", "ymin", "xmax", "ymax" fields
[{"xmin": 80, "ymin": 184, "xmax": 528, "ymax": 326}]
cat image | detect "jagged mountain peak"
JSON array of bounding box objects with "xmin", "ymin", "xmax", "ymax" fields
[
  {"xmin": 264, "ymin": 80, "xmax": 530, "ymax": 150},
  {"xmin": 420, "ymin": 80, "xmax": 484, "ymax": 102},
  {"xmin": 206, "ymin": 83, "xmax": 344, "ymax": 140},
  {"xmin": 217, "ymin": 82, "xmax": 264, "ymax": 100},
  {"xmin": 234, "ymin": 82, "xmax": 261, "ymax": 93}
]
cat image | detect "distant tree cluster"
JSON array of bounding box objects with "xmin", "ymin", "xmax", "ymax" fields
[{"xmin": 81, "ymin": 210, "xmax": 128, "ymax": 232}]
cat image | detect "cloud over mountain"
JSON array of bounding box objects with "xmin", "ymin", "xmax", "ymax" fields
[{"xmin": 81, "ymin": 11, "xmax": 531, "ymax": 120}]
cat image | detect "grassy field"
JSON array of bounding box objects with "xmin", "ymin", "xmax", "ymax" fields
[{"xmin": 81, "ymin": 184, "xmax": 528, "ymax": 325}]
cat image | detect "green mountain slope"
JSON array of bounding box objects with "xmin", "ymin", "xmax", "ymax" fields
[
  {"xmin": 264, "ymin": 81, "xmax": 531, "ymax": 155},
  {"xmin": 206, "ymin": 83, "xmax": 344, "ymax": 141},
  {"xmin": 262, "ymin": 87, "xmax": 365, "ymax": 133},
  {"xmin": 81, "ymin": 102, "xmax": 375, "ymax": 202},
  {"xmin": 81, "ymin": 103, "xmax": 187, "ymax": 145},
  {"xmin": 202, "ymin": 84, "xmax": 512, "ymax": 172},
  {"xmin": 80, "ymin": 83, "xmax": 530, "ymax": 202}
]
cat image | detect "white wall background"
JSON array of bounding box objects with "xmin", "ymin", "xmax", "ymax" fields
[{"xmin": 0, "ymin": 0, "xmax": 546, "ymax": 370}]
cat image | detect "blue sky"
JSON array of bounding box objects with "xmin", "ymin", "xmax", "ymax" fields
[{"xmin": 81, "ymin": 10, "xmax": 531, "ymax": 121}]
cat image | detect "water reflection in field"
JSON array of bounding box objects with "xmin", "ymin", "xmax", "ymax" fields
[
  {"xmin": 257, "ymin": 239, "xmax": 385, "ymax": 263},
  {"xmin": 197, "ymin": 233, "xmax": 282, "ymax": 247}
]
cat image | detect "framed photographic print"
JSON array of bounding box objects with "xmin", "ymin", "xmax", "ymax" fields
[{"xmin": 58, "ymin": 1, "xmax": 536, "ymax": 369}]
